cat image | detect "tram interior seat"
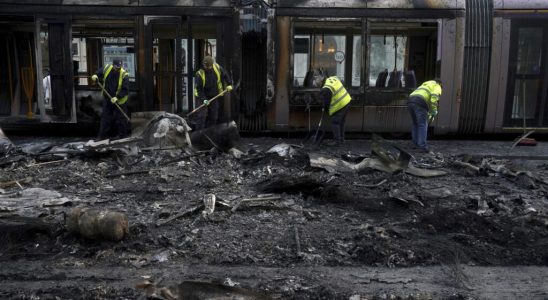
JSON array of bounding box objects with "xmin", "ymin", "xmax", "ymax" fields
[
  {"xmin": 303, "ymin": 70, "xmax": 315, "ymax": 87},
  {"xmin": 375, "ymin": 69, "xmax": 388, "ymax": 87},
  {"xmin": 404, "ymin": 70, "xmax": 417, "ymax": 88},
  {"xmin": 387, "ymin": 70, "xmax": 403, "ymax": 88}
]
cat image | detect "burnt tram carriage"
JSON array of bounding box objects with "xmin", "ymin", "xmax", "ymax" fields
[
  {"xmin": 1, "ymin": 0, "xmax": 548, "ymax": 136},
  {"xmin": 0, "ymin": 0, "xmax": 241, "ymax": 129}
]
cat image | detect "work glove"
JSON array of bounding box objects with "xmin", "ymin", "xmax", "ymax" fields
[
  {"xmin": 203, "ymin": 99, "xmax": 209, "ymax": 106},
  {"xmin": 91, "ymin": 74, "xmax": 98, "ymax": 82},
  {"xmin": 429, "ymin": 110, "xmax": 438, "ymax": 122},
  {"xmin": 111, "ymin": 97, "xmax": 118, "ymax": 104},
  {"xmin": 226, "ymin": 85, "xmax": 233, "ymax": 92}
]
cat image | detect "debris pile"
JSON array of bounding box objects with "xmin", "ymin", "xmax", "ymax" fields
[{"xmin": 1, "ymin": 128, "xmax": 547, "ymax": 299}]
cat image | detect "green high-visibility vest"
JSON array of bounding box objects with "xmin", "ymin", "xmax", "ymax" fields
[
  {"xmin": 323, "ymin": 76, "xmax": 352, "ymax": 116},
  {"xmin": 103, "ymin": 64, "xmax": 129, "ymax": 104}
]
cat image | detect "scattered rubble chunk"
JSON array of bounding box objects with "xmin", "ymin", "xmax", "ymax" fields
[
  {"xmin": 0, "ymin": 188, "xmax": 73, "ymax": 217},
  {"xmin": 309, "ymin": 153, "xmax": 447, "ymax": 177},
  {"xmin": 267, "ymin": 143, "xmax": 296, "ymax": 157},
  {"xmin": 202, "ymin": 194, "xmax": 216, "ymax": 217},
  {"xmin": 0, "ymin": 127, "xmax": 14, "ymax": 155},
  {"xmin": 66, "ymin": 207, "xmax": 129, "ymax": 241},
  {"xmin": 136, "ymin": 280, "xmax": 272, "ymax": 300},
  {"xmin": 190, "ymin": 121, "xmax": 241, "ymax": 151}
]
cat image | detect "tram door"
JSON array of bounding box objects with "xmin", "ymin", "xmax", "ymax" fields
[
  {"xmin": 145, "ymin": 17, "xmax": 218, "ymax": 113},
  {"xmin": 146, "ymin": 17, "xmax": 184, "ymax": 113},
  {"xmin": 504, "ymin": 20, "xmax": 548, "ymax": 127},
  {"xmin": 38, "ymin": 18, "xmax": 75, "ymax": 121}
]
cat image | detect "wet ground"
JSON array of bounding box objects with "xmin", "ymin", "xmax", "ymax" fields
[{"xmin": 1, "ymin": 137, "xmax": 548, "ymax": 299}]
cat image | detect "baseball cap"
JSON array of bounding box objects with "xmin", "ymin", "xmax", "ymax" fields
[{"xmin": 112, "ymin": 59, "xmax": 123, "ymax": 68}]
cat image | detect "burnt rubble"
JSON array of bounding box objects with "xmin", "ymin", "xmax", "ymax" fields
[{"xmin": 1, "ymin": 125, "xmax": 548, "ymax": 299}]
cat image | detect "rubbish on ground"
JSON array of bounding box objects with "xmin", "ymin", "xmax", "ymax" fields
[
  {"xmin": 294, "ymin": 226, "xmax": 302, "ymax": 257},
  {"xmin": 0, "ymin": 177, "xmax": 32, "ymax": 189},
  {"xmin": 0, "ymin": 188, "xmax": 73, "ymax": 217},
  {"xmin": 309, "ymin": 153, "xmax": 447, "ymax": 177},
  {"xmin": 0, "ymin": 127, "xmax": 14, "ymax": 155},
  {"xmin": 136, "ymin": 280, "xmax": 271, "ymax": 300},
  {"xmin": 202, "ymin": 194, "xmax": 216, "ymax": 217},
  {"xmin": 156, "ymin": 205, "xmax": 204, "ymax": 226},
  {"xmin": 190, "ymin": 121, "xmax": 241, "ymax": 152},
  {"xmin": 266, "ymin": 143, "xmax": 296, "ymax": 157},
  {"xmin": 66, "ymin": 207, "xmax": 129, "ymax": 241},
  {"xmin": 231, "ymin": 195, "xmax": 282, "ymax": 212}
]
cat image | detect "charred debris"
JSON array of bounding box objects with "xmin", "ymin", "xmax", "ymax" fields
[{"xmin": 1, "ymin": 118, "xmax": 548, "ymax": 299}]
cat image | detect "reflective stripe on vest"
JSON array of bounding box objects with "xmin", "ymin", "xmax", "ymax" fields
[
  {"xmin": 103, "ymin": 64, "xmax": 129, "ymax": 104},
  {"xmin": 323, "ymin": 76, "xmax": 352, "ymax": 116},
  {"xmin": 194, "ymin": 63, "xmax": 224, "ymax": 97}
]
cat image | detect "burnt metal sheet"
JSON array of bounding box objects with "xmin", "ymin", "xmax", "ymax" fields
[
  {"xmin": 366, "ymin": 0, "xmax": 464, "ymax": 9},
  {"xmin": 276, "ymin": 0, "xmax": 464, "ymax": 9},
  {"xmin": 139, "ymin": 0, "xmax": 231, "ymax": 6},
  {"xmin": 0, "ymin": 4, "xmax": 234, "ymax": 16},
  {"xmin": 275, "ymin": 8, "xmax": 464, "ymax": 18},
  {"xmin": 496, "ymin": 0, "xmax": 548, "ymax": 10},
  {"xmin": 436, "ymin": 17, "xmax": 465, "ymax": 134},
  {"xmin": 63, "ymin": 0, "xmax": 137, "ymax": 5},
  {"xmin": 484, "ymin": 17, "xmax": 505, "ymax": 133},
  {"xmin": 458, "ymin": 0, "xmax": 492, "ymax": 134},
  {"xmin": 0, "ymin": 0, "xmax": 232, "ymax": 5},
  {"xmin": 273, "ymin": 16, "xmax": 290, "ymax": 130}
]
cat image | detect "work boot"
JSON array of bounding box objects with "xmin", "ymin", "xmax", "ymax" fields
[{"xmin": 324, "ymin": 139, "xmax": 343, "ymax": 147}]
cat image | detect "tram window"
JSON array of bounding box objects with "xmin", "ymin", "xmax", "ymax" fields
[
  {"xmin": 71, "ymin": 19, "xmax": 136, "ymax": 86},
  {"xmin": 292, "ymin": 34, "xmax": 347, "ymax": 87},
  {"xmin": 293, "ymin": 36, "xmax": 309, "ymax": 86},
  {"xmin": 368, "ymin": 22, "xmax": 438, "ymax": 89},
  {"xmin": 102, "ymin": 43, "xmax": 136, "ymax": 81},
  {"xmin": 352, "ymin": 35, "xmax": 362, "ymax": 87},
  {"xmin": 369, "ymin": 35, "xmax": 407, "ymax": 88}
]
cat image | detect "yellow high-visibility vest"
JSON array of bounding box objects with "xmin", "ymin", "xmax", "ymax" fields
[
  {"xmin": 323, "ymin": 76, "xmax": 352, "ymax": 116},
  {"xmin": 410, "ymin": 80, "xmax": 442, "ymax": 113},
  {"xmin": 103, "ymin": 64, "xmax": 129, "ymax": 104},
  {"xmin": 194, "ymin": 63, "xmax": 223, "ymax": 97}
]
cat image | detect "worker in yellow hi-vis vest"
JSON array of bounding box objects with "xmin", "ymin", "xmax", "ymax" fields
[
  {"xmin": 407, "ymin": 78, "xmax": 442, "ymax": 153},
  {"xmin": 319, "ymin": 75, "xmax": 352, "ymax": 146},
  {"xmin": 193, "ymin": 56, "xmax": 233, "ymax": 130},
  {"xmin": 91, "ymin": 59, "xmax": 130, "ymax": 140}
]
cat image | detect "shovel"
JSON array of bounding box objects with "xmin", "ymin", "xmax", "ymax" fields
[
  {"xmin": 95, "ymin": 80, "xmax": 131, "ymax": 122},
  {"xmin": 187, "ymin": 80, "xmax": 241, "ymax": 118},
  {"xmin": 187, "ymin": 88, "xmax": 229, "ymax": 117},
  {"xmin": 304, "ymin": 109, "xmax": 325, "ymax": 145}
]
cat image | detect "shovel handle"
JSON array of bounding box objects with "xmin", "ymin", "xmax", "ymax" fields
[
  {"xmin": 95, "ymin": 80, "xmax": 131, "ymax": 122},
  {"xmin": 187, "ymin": 88, "xmax": 228, "ymax": 117}
]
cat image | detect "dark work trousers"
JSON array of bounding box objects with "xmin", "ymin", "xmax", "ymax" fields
[
  {"xmin": 98, "ymin": 97, "xmax": 129, "ymax": 140},
  {"xmin": 331, "ymin": 104, "xmax": 351, "ymax": 141},
  {"xmin": 407, "ymin": 99, "xmax": 429, "ymax": 151}
]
